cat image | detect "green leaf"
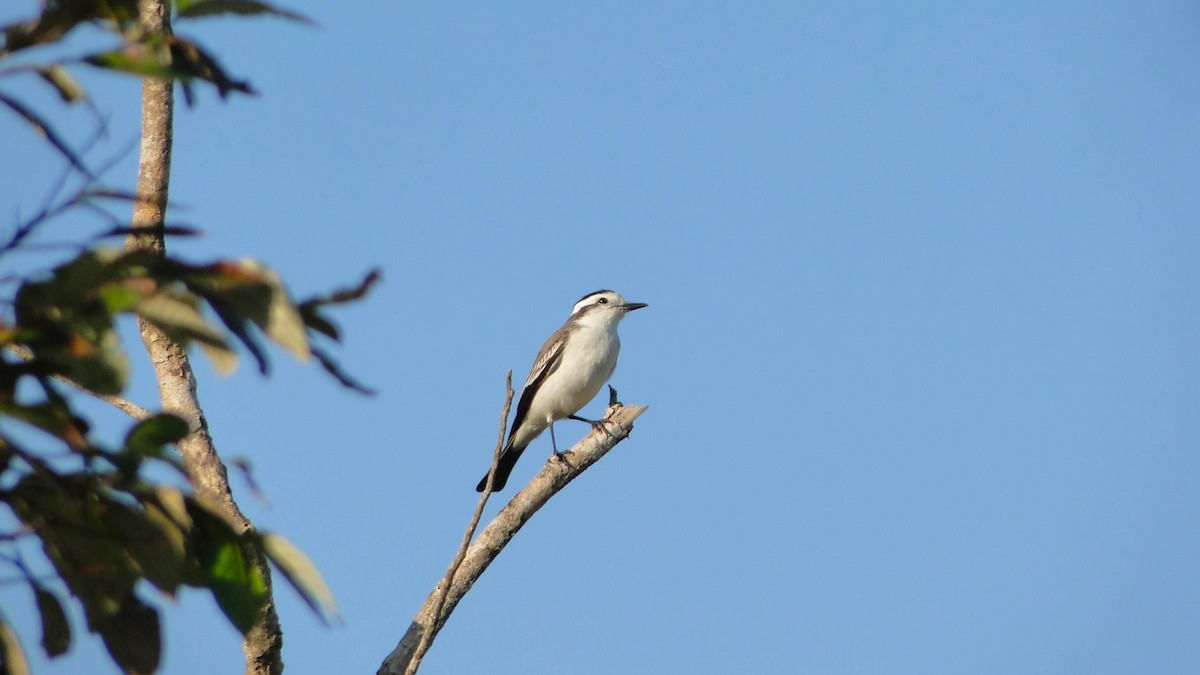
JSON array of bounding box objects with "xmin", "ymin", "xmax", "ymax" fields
[
  {"xmin": 84, "ymin": 41, "xmax": 174, "ymax": 80},
  {"xmin": 0, "ymin": 615, "xmax": 29, "ymax": 675},
  {"xmin": 149, "ymin": 487, "xmax": 192, "ymax": 530},
  {"xmin": 138, "ymin": 289, "xmax": 205, "ymax": 325},
  {"xmin": 262, "ymin": 532, "xmax": 338, "ymax": 624},
  {"xmin": 136, "ymin": 290, "xmax": 240, "ymax": 374},
  {"xmin": 62, "ymin": 325, "xmax": 129, "ymax": 396},
  {"xmin": 97, "ymin": 593, "xmax": 160, "ymax": 675},
  {"xmin": 0, "ymin": 0, "xmax": 140, "ymax": 54},
  {"xmin": 176, "ymin": 0, "xmax": 314, "ymax": 24},
  {"xmin": 189, "ymin": 503, "xmax": 266, "ymax": 634},
  {"xmin": 146, "ymin": 489, "xmax": 205, "ymax": 587},
  {"xmin": 36, "ymin": 65, "xmax": 85, "ymax": 103},
  {"xmin": 33, "ymin": 64, "xmax": 85, "ymax": 102},
  {"xmin": 14, "ymin": 250, "xmax": 132, "ymax": 395},
  {"xmin": 226, "ymin": 260, "xmax": 311, "ymax": 362},
  {"xmin": 124, "ymin": 414, "xmax": 190, "ymax": 456},
  {"xmin": 33, "ymin": 586, "xmax": 70, "ymax": 658},
  {"xmin": 207, "ymin": 298, "xmax": 268, "ymax": 374},
  {"xmin": 84, "ymin": 36, "xmax": 255, "ymax": 100},
  {"xmin": 136, "ymin": 289, "xmax": 221, "ymax": 342},
  {"xmin": 197, "ymin": 338, "xmax": 240, "ymax": 375},
  {"xmin": 106, "ymin": 497, "xmax": 188, "ymax": 595},
  {"xmin": 97, "ymin": 284, "xmax": 143, "ymax": 313},
  {"xmin": 9, "ymin": 473, "xmax": 141, "ymax": 627},
  {"xmin": 205, "ymin": 538, "xmax": 266, "ymax": 634},
  {"xmin": 1, "ymin": 9, "xmax": 74, "ymax": 55}
]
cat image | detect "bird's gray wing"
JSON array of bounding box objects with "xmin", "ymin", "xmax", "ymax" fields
[
  {"xmin": 477, "ymin": 324, "xmax": 572, "ymax": 492},
  {"xmin": 508, "ymin": 326, "xmax": 569, "ymax": 440}
]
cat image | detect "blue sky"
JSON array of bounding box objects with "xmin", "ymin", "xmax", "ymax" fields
[{"xmin": 3, "ymin": 2, "xmax": 1199, "ymax": 674}]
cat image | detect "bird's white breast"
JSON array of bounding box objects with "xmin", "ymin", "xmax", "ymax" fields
[{"xmin": 533, "ymin": 322, "xmax": 620, "ymax": 423}]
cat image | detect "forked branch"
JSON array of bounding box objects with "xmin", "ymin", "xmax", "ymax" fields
[{"xmin": 400, "ymin": 371, "xmax": 514, "ymax": 675}]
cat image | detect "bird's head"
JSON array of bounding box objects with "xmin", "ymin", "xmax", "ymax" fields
[{"xmin": 570, "ymin": 290, "xmax": 648, "ymax": 325}]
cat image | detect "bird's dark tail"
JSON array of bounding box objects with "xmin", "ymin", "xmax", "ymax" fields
[{"xmin": 476, "ymin": 442, "xmax": 525, "ymax": 492}]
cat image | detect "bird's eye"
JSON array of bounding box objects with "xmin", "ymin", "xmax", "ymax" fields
[{"xmin": 597, "ymin": 297, "xmax": 608, "ymax": 304}]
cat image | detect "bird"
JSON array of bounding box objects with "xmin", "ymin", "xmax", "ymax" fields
[{"xmin": 476, "ymin": 290, "xmax": 647, "ymax": 492}]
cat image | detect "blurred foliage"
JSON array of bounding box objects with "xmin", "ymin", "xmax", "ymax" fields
[
  {"xmin": 0, "ymin": 226, "xmax": 373, "ymax": 674},
  {"xmin": 1, "ymin": 0, "xmax": 312, "ymax": 170},
  {"xmin": 0, "ymin": 2, "xmax": 373, "ymax": 673}
]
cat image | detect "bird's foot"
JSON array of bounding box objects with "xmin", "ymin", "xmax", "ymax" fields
[
  {"xmin": 569, "ymin": 414, "xmax": 617, "ymax": 438},
  {"xmin": 552, "ymin": 450, "xmax": 575, "ymax": 469}
]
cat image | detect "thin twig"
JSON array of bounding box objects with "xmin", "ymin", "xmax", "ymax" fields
[
  {"xmin": 4, "ymin": 344, "xmax": 153, "ymax": 419},
  {"xmin": 0, "ymin": 91, "xmax": 95, "ymax": 179},
  {"xmin": 57, "ymin": 380, "xmax": 151, "ymax": 420},
  {"xmin": 403, "ymin": 370, "xmax": 514, "ymax": 675}
]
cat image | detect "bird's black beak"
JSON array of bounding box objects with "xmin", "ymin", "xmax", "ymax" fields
[{"xmin": 623, "ymin": 302, "xmax": 648, "ymax": 312}]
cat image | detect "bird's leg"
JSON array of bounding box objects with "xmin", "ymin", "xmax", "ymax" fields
[
  {"xmin": 549, "ymin": 421, "xmax": 573, "ymax": 467},
  {"xmin": 568, "ymin": 413, "xmax": 616, "ymax": 438}
]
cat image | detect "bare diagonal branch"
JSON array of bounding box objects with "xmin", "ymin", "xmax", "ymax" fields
[{"xmin": 377, "ymin": 401, "xmax": 649, "ymax": 675}]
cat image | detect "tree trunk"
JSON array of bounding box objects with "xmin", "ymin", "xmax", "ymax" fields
[{"xmin": 129, "ymin": 2, "xmax": 285, "ymax": 673}]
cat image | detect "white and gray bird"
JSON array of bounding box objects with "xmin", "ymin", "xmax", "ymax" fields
[{"xmin": 476, "ymin": 290, "xmax": 647, "ymax": 492}]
